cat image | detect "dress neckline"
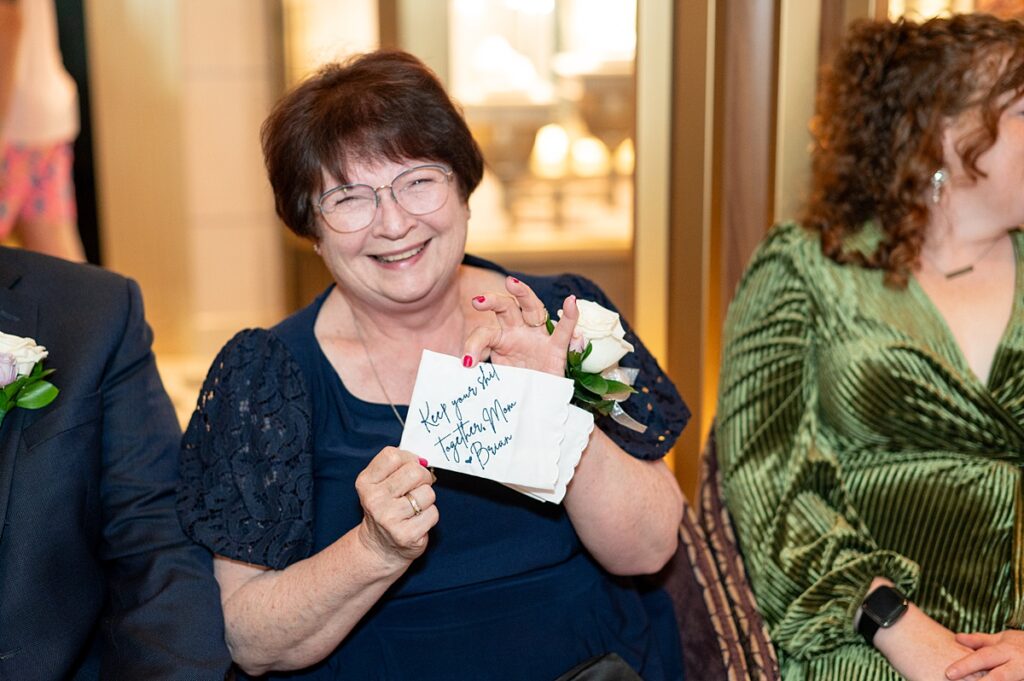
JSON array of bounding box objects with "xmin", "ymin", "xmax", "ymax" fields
[
  {"xmin": 304, "ymin": 253, "xmax": 512, "ymax": 415},
  {"xmin": 907, "ymin": 229, "xmax": 1023, "ymax": 393}
]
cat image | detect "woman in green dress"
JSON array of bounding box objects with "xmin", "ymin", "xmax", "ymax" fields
[{"xmin": 717, "ymin": 14, "xmax": 1024, "ymax": 680}]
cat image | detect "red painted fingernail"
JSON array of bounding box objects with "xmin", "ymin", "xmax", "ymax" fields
[
  {"xmin": 511, "ymin": 277, "xmax": 520, "ymax": 283},
  {"xmin": 418, "ymin": 457, "xmax": 429, "ymax": 467},
  {"xmin": 463, "ymin": 355, "xmax": 473, "ymax": 367},
  {"xmin": 474, "ymin": 296, "xmax": 485, "ymax": 303}
]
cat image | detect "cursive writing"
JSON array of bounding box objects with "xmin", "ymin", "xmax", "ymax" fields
[
  {"xmin": 469, "ymin": 434, "xmax": 512, "ymax": 470},
  {"xmin": 417, "ymin": 401, "xmax": 450, "ymax": 434},
  {"xmin": 477, "ymin": 362, "xmax": 501, "ymax": 391},
  {"xmin": 415, "ymin": 363, "xmax": 519, "ymax": 471},
  {"xmin": 482, "ymin": 398, "xmax": 516, "ymax": 434}
]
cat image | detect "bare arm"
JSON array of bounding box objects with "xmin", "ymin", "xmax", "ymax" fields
[
  {"xmin": 216, "ymin": 448, "xmax": 437, "ymax": 676},
  {"xmin": 0, "ymin": 0, "xmax": 22, "ymax": 145},
  {"xmin": 216, "ymin": 530, "xmax": 405, "ymax": 675},
  {"xmin": 563, "ymin": 428, "xmax": 682, "ymax": 574},
  {"xmin": 855, "ymin": 577, "xmax": 984, "ymax": 681}
]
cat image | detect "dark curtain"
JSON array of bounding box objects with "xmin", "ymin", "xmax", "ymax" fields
[{"xmin": 54, "ymin": 0, "xmax": 100, "ymax": 265}]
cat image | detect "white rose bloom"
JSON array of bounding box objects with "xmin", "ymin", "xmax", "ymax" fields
[
  {"xmin": 0, "ymin": 332, "xmax": 48, "ymax": 376},
  {"xmin": 563, "ymin": 299, "xmax": 634, "ymax": 373}
]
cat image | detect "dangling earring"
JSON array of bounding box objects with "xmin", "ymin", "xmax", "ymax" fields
[
  {"xmin": 313, "ymin": 242, "xmax": 321, "ymax": 255},
  {"xmin": 930, "ymin": 168, "xmax": 948, "ymax": 205}
]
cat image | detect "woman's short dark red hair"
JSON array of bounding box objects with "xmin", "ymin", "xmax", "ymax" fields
[{"xmin": 261, "ymin": 50, "xmax": 484, "ymax": 239}]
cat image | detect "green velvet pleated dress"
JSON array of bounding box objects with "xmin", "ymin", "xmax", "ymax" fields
[{"xmin": 716, "ymin": 222, "xmax": 1023, "ymax": 679}]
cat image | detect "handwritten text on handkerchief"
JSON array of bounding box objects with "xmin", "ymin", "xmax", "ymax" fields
[
  {"xmin": 400, "ymin": 351, "xmax": 572, "ymax": 488},
  {"xmin": 415, "ymin": 363, "xmax": 516, "ymax": 469}
]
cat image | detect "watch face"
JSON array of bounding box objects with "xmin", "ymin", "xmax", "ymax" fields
[{"xmin": 863, "ymin": 586, "xmax": 909, "ymax": 628}]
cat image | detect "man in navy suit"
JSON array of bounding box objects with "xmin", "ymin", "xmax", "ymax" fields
[{"xmin": 0, "ymin": 246, "xmax": 231, "ymax": 679}]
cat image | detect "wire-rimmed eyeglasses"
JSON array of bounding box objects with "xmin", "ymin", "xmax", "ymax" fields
[{"xmin": 315, "ymin": 164, "xmax": 454, "ymax": 233}]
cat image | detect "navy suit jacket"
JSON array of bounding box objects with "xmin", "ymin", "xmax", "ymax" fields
[{"xmin": 0, "ymin": 248, "xmax": 230, "ymax": 679}]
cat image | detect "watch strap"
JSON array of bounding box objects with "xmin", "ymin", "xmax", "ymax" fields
[{"xmin": 858, "ymin": 611, "xmax": 882, "ymax": 645}]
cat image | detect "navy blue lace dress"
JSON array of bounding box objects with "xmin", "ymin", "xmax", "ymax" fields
[{"xmin": 178, "ymin": 256, "xmax": 690, "ymax": 680}]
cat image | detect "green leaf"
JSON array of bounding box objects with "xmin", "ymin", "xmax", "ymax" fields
[
  {"xmin": 16, "ymin": 381, "xmax": 59, "ymax": 409},
  {"xmin": 36, "ymin": 368, "xmax": 55, "ymax": 379},
  {"xmin": 581, "ymin": 342, "xmax": 593, "ymax": 362},
  {"xmin": 3, "ymin": 376, "xmax": 28, "ymax": 401},
  {"xmin": 577, "ymin": 372, "xmax": 610, "ymax": 395},
  {"xmin": 602, "ymin": 379, "xmax": 635, "ymax": 395},
  {"xmin": 545, "ymin": 318, "xmax": 555, "ymax": 335},
  {"xmin": 568, "ymin": 370, "xmax": 594, "ymax": 391},
  {"xmin": 571, "ymin": 394, "xmax": 615, "ymax": 415},
  {"xmin": 573, "ymin": 388, "xmax": 602, "ymax": 404},
  {"xmin": 567, "ymin": 350, "xmax": 584, "ymax": 370},
  {"xmin": 30, "ymin": 362, "xmax": 43, "ymax": 378}
]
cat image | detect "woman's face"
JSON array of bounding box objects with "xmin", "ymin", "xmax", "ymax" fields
[
  {"xmin": 315, "ymin": 157, "xmax": 469, "ymax": 312},
  {"xmin": 944, "ymin": 92, "xmax": 1024, "ymax": 229}
]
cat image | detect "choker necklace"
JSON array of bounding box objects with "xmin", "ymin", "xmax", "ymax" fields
[
  {"xmin": 350, "ymin": 313, "xmax": 405, "ymax": 428},
  {"xmin": 921, "ymin": 235, "xmax": 1006, "ymax": 280}
]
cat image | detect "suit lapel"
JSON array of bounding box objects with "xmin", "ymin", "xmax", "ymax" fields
[{"xmin": 0, "ymin": 265, "xmax": 39, "ymax": 545}]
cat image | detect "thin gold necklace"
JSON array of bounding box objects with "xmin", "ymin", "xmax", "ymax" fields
[
  {"xmin": 350, "ymin": 312, "xmax": 406, "ymax": 428},
  {"xmin": 921, "ymin": 234, "xmax": 1006, "ymax": 280}
]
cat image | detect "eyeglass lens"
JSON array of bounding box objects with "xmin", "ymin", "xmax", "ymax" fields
[{"xmin": 319, "ymin": 165, "xmax": 451, "ymax": 233}]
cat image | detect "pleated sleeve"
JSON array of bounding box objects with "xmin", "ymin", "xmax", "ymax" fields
[{"xmin": 715, "ymin": 223, "xmax": 920, "ymax": 658}]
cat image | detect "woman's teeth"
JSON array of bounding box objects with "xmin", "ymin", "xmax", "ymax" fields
[{"xmin": 374, "ymin": 243, "xmax": 426, "ymax": 263}]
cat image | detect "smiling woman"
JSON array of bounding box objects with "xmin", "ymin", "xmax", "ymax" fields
[{"xmin": 177, "ymin": 50, "xmax": 691, "ymax": 680}]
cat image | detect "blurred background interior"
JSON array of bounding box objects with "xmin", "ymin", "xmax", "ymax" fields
[{"xmin": 33, "ymin": 0, "xmax": 1023, "ymax": 496}]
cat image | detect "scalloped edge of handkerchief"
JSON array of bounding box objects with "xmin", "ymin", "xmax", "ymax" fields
[
  {"xmin": 519, "ymin": 370, "xmax": 575, "ymax": 487},
  {"xmin": 547, "ymin": 404, "xmax": 594, "ymax": 499},
  {"xmin": 507, "ymin": 404, "xmax": 595, "ymax": 504}
]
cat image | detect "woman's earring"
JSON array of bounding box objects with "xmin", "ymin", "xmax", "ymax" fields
[
  {"xmin": 313, "ymin": 242, "xmax": 321, "ymax": 255},
  {"xmin": 930, "ymin": 168, "xmax": 948, "ymax": 205}
]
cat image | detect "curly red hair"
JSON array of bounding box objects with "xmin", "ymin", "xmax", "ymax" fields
[{"xmin": 802, "ymin": 13, "xmax": 1024, "ymax": 286}]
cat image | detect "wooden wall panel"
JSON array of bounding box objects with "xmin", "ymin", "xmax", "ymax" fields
[
  {"xmin": 717, "ymin": 0, "xmax": 779, "ymax": 311},
  {"xmin": 667, "ymin": 0, "xmax": 781, "ymax": 497}
]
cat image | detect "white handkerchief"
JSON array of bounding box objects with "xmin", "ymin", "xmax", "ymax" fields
[
  {"xmin": 506, "ymin": 404, "xmax": 594, "ymax": 504},
  {"xmin": 399, "ymin": 350, "xmax": 573, "ymax": 488}
]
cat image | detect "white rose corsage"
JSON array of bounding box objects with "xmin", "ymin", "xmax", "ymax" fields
[
  {"xmin": 548, "ymin": 299, "xmax": 647, "ymax": 433},
  {"xmin": 0, "ymin": 332, "xmax": 58, "ymax": 426}
]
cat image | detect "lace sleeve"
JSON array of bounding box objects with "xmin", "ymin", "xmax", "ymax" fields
[
  {"xmin": 543, "ymin": 274, "xmax": 691, "ymax": 460},
  {"xmin": 177, "ymin": 329, "xmax": 314, "ymax": 570}
]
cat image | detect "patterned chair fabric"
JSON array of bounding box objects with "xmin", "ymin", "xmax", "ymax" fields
[
  {"xmin": 697, "ymin": 430, "xmax": 781, "ymax": 680},
  {"xmin": 651, "ymin": 431, "xmax": 780, "ymax": 680}
]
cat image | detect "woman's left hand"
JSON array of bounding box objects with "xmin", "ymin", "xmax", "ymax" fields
[
  {"xmin": 946, "ymin": 631, "xmax": 1024, "ymax": 681},
  {"xmin": 463, "ymin": 276, "xmax": 577, "ymax": 377},
  {"xmin": 465, "ymin": 276, "xmax": 682, "ymax": 575}
]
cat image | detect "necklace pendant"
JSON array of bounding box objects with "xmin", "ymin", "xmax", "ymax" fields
[{"xmin": 944, "ymin": 265, "xmax": 974, "ymax": 279}]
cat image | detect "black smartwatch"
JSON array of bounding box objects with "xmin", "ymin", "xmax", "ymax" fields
[{"xmin": 858, "ymin": 585, "xmax": 909, "ymax": 645}]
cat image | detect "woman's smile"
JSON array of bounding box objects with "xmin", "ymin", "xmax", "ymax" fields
[{"xmin": 371, "ymin": 239, "xmax": 430, "ymax": 265}]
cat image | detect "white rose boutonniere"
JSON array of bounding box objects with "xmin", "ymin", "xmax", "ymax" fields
[
  {"xmin": 571, "ymin": 300, "xmax": 635, "ymax": 373},
  {"xmin": 551, "ymin": 300, "xmax": 647, "ymax": 433},
  {"xmin": 0, "ymin": 332, "xmax": 58, "ymax": 426}
]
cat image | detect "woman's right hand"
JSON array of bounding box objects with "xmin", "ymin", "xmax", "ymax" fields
[
  {"xmin": 355, "ymin": 447, "xmax": 438, "ymax": 569},
  {"xmin": 214, "ymin": 449, "xmax": 438, "ymax": 675}
]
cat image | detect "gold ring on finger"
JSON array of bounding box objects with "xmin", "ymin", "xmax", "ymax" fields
[
  {"xmin": 405, "ymin": 493, "xmax": 422, "ymax": 516},
  {"xmin": 526, "ymin": 310, "xmax": 550, "ymax": 328}
]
